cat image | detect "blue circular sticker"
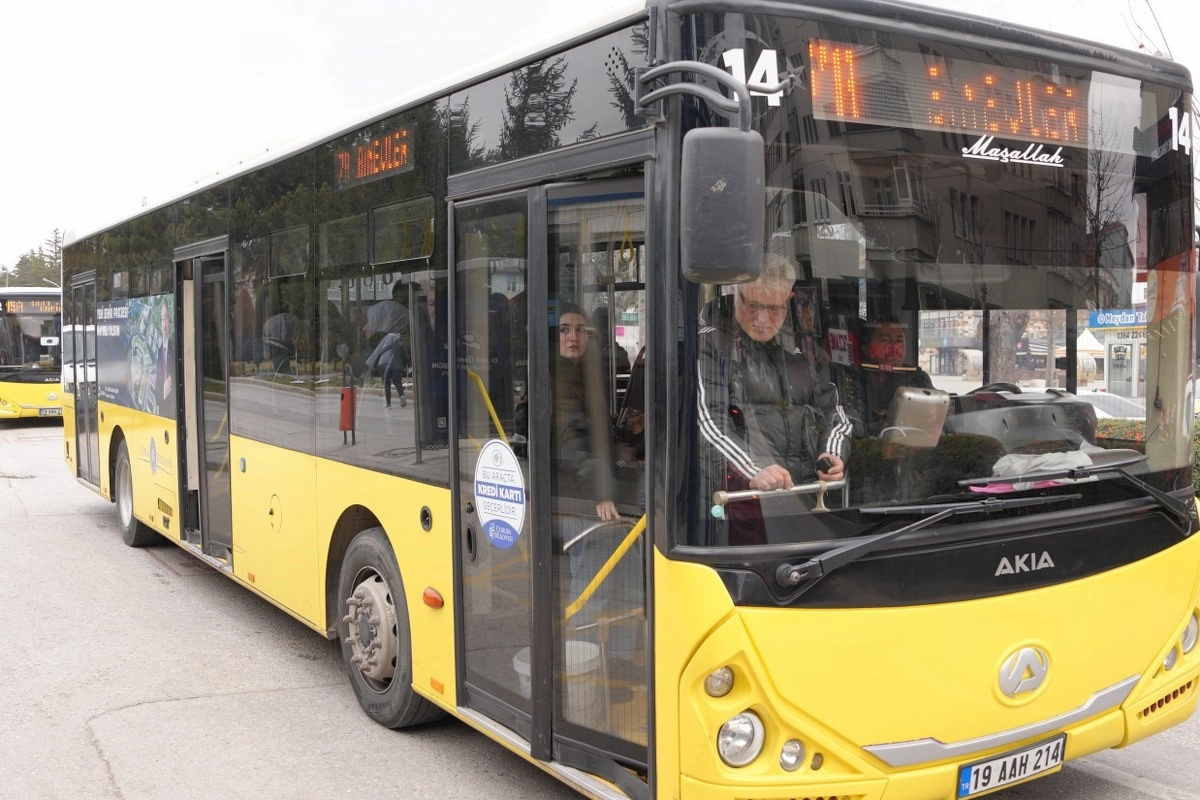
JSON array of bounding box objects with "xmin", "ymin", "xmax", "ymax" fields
[{"xmin": 474, "ymin": 439, "xmax": 526, "ymax": 549}]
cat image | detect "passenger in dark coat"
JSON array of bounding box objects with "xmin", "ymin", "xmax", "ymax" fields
[
  {"xmin": 552, "ymin": 303, "xmax": 616, "ymax": 519},
  {"xmin": 697, "ymin": 254, "xmax": 852, "ymax": 544}
]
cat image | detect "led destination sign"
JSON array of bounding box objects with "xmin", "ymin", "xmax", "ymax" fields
[
  {"xmin": 808, "ymin": 39, "xmax": 1089, "ymax": 146},
  {"xmin": 1, "ymin": 298, "xmax": 61, "ymax": 315},
  {"xmin": 335, "ymin": 127, "xmax": 413, "ymax": 188}
]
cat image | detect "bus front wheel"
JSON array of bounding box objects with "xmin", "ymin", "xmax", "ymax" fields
[
  {"xmin": 337, "ymin": 527, "xmax": 443, "ymax": 729},
  {"xmin": 114, "ymin": 440, "xmax": 157, "ymax": 547}
]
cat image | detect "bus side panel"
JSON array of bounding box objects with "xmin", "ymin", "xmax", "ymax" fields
[
  {"xmin": 313, "ymin": 457, "xmax": 458, "ymax": 709},
  {"xmin": 227, "ymin": 437, "xmax": 457, "ymax": 710},
  {"xmin": 62, "ymin": 389, "xmax": 77, "ymax": 470},
  {"xmin": 105, "ymin": 403, "xmax": 181, "ymax": 535},
  {"xmin": 229, "ymin": 435, "xmax": 320, "ymax": 625}
]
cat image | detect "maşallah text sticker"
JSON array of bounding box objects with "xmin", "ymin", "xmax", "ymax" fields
[{"xmin": 473, "ymin": 439, "xmax": 526, "ymax": 549}]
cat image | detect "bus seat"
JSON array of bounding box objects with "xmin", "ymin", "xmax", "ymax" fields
[{"xmin": 880, "ymin": 387, "xmax": 951, "ymax": 459}]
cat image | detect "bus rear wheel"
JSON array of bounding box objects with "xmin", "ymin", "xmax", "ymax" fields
[
  {"xmin": 114, "ymin": 440, "xmax": 157, "ymax": 547},
  {"xmin": 337, "ymin": 527, "xmax": 443, "ymax": 729}
]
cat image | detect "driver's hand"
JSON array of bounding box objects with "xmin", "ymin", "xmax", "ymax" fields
[
  {"xmin": 749, "ymin": 464, "xmax": 793, "ymax": 491},
  {"xmin": 817, "ymin": 453, "xmax": 844, "ymax": 481}
]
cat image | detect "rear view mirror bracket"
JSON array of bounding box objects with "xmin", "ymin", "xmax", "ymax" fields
[{"xmin": 638, "ymin": 61, "xmax": 768, "ymax": 284}]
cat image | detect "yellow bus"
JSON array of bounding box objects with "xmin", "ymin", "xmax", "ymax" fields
[
  {"xmin": 61, "ymin": 1, "xmax": 1199, "ymax": 797},
  {"xmin": 0, "ymin": 286, "xmax": 62, "ymax": 420}
]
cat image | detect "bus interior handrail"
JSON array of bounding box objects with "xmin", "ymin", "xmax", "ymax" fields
[{"xmin": 564, "ymin": 514, "xmax": 646, "ymax": 622}]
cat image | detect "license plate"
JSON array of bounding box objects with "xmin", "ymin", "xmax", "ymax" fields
[
  {"xmin": 956, "ymin": 734, "xmax": 1065, "ymax": 798},
  {"xmin": 38, "ymin": 408, "xmax": 62, "ymax": 417}
]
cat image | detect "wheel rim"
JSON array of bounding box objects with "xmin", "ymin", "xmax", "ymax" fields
[
  {"xmin": 116, "ymin": 455, "xmax": 133, "ymax": 529},
  {"xmin": 342, "ymin": 570, "xmax": 399, "ymax": 691}
]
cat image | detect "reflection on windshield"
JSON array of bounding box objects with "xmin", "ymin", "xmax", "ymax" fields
[
  {"xmin": 686, "ymin": 16, "xmax": 1194, "ymax": 548},
  {"xmin": 693, "ymin": 264, "xmax": 1191, "ymax": 546}
]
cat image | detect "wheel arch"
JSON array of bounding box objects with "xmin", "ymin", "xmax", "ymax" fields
[
  {"xmin": 105, "ymin": 425, "xmax": 129, "ymax": 502},
  {"xmin": 323, "ymin": 504, "xmax": 385, "ymax": 638}
]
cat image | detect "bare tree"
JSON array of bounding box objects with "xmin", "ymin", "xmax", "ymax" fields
[
  {"xmin": 1084, "ymin": 114, "xmax": 1133, "ymax": 309},
  {"xmin": 959, "ymin": 207, "xmax": 1030, "ymax": 385}
]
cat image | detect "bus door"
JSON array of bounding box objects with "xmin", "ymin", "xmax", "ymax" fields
[
  {"xmin": 452, "ymin": 192, "xmax": 537, "ymax": 745},
  {"xmin": 178, "ymin": 250, "xmax": 234, "ymax": 564},
  {"xmin": 68, "ymin": 280, "xmax": 100, "ymax": 486},
  {"xmin": 453, "ymin": 177, "xmax": 649, "ymax": 783}
]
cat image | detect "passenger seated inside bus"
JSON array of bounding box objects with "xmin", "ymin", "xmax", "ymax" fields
[
  {"xmin": 856, "ymin": 318, "xmax": 933, "ymax": 436},
  {"xmin": 696, "ymin": 254, "xmax": 852, "ymax": 545},
  {"xmin": 612, "ymin": 345, "xmax": 646, "ymax": 506}
]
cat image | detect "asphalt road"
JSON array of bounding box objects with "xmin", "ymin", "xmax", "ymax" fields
[
  {"xmin": 0, "ymin": 418, "xmax": 573, "ymax": 800},
  {"xmin": 2, "ymin": 417, "xmax": 1197, "ymax": 800}
]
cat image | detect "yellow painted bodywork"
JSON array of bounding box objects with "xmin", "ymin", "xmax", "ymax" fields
[
  {"xmin": 61, "ymin": 392, "xmax": 76, "ymax": 465},
  {"xmin": 655, "ymin": 533, "xmax": 1200, "ymax": 799},
  {"xmin": 87, "ymin": 402, "xmax": 183, "ymax": 530},
  {"xmin": 0, "ymin": 378, "xmax": 63, "ymax": 419}
]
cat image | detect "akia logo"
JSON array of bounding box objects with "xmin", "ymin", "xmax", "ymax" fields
[{"xmin": 995, "ymin": 551, "xmax": 1055, "ymax": 576}]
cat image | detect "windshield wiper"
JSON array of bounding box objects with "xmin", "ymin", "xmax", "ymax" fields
[
  {"xmin": 774, "ymin": 494, "xmax": 1080, "ymax": 593},
  {"xmin": 958, "ymin": 454, "xmax": 1195, "ymax": 524}
]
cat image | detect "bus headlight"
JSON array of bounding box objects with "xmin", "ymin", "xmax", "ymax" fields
[
  {"xmin": 1182, "ymin": 614, "xmax": 1199, "ymax": 655},
  {"xmin": 717, "ymin": 711, "xmax": 765, "ymax": 767}
]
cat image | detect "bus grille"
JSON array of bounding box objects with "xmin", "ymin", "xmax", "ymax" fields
[{"xmin": 1137, "ymin": 679, "xmax": 1194, "ymax": 719}]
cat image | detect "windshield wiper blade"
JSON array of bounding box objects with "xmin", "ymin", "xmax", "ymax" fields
[
  {"xmin": 959, "ymin": 453, "xmax": 1195, "ymax": 524},
  {"xmin": 775, "ymin": 494, "xmax": 1080, "ymax": 592},
  {"xmin": 958, "ymin": 453, "xmax": 1147, "ymax": 488}
]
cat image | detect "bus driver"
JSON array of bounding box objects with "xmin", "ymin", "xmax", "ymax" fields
[{"xmin": 697, "ymin": 254, "xmax": 852, "ymax": 543}]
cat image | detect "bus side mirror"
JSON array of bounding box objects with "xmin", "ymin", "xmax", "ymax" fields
[{"xmin": 680, "ymin": 127, "xmax": 765, "ymax": 284}]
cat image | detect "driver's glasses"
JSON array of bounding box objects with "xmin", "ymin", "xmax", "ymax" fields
[{"xmin": 737, "ymin": 290, "xmax": 789, "ymax": 318}]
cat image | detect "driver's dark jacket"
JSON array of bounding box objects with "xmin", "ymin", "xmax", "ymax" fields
[{"xmin": 697, "ymin": 307, "xmax": 851, "ymax": 487}]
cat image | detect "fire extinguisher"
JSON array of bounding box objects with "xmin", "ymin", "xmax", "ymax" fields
[{"xmin": 340, "ymin": 364, "xmax": 357, "ymax": 445}]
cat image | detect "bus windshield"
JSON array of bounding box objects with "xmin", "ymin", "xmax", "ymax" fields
[
  {"xmin": 686, "ymin": 13, "xmax": 1195, "ymax": 548},
  {"xmin": 0, "ymin": 294, "xmax": 62, "ymax": 373}
]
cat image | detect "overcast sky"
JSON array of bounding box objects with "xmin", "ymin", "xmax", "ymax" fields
[{"xmin": 0, "ymin": 0, "xmax": 1193, "ymax": 273}]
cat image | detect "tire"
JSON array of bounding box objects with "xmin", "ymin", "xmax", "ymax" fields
[
  {"xmin": 114, "ymin": 439, "xmax": 157, "ymax": 547},
  {"xmin": 337, "ymin": 527, "xmax": 444, "ymax": 728}
]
